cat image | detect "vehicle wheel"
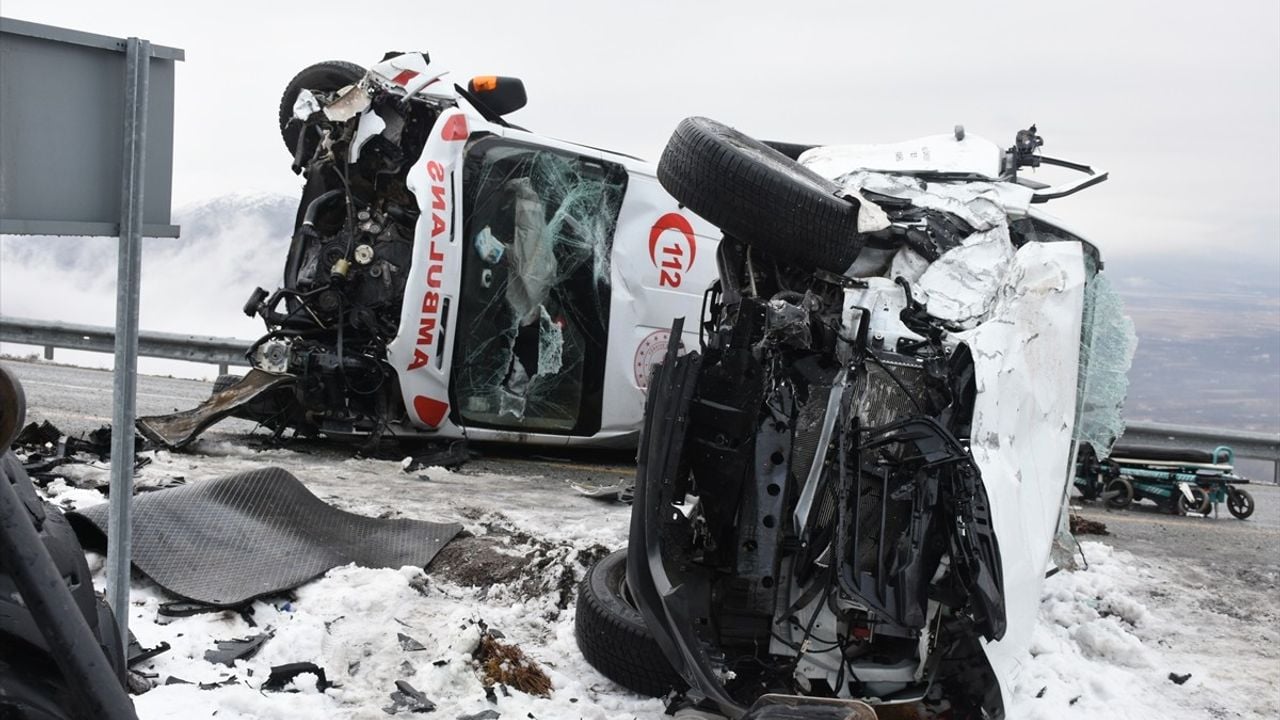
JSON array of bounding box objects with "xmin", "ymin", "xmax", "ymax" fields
[
  {"xmin": 574, "ymin": 549, "xmax": 684, "ymax": 697},
  {"xmin": 1227, "ymin": 488, "xmax": 1255, "ymax": 520},
  {"xmin": 657, "ymin": 117, "xmax": 863, "ymax": 274},
  {"xmin": 1177, "ymin": 488, "xmax": 1211, "ymax": 516},
  {"xmin": 1104, "ymin": 477, "xmax": 1134, "ymax": 509},
  {"xmin": 278, "ymin": 61, "xmax": 366, "ymax": 154},
  {"xmin": 211, "ymin": 373, "xmax": 243, "ymax": 397}
]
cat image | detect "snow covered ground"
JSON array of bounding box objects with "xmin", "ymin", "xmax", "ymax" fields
[
  {"xmin": 9, "ymin": 357, "xmax": 1277, "ymax": 719},
  {"xmin": 29, "ymin": 439, "xmax": 1275, "ymax": 720}
]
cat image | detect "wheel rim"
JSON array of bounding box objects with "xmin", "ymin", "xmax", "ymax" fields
[
  {"xmin": 1105, "ymin": 478, "xmax": 1134, "ymax": 508},
  {"xmin": 1228, "ymin": 490, "xmax": 1254, "ymax": 518}
]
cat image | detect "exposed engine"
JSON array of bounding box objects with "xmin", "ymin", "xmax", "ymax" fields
[{"xmin": 241, "ymin": 55, "xmax": 450, "ymax": 438}]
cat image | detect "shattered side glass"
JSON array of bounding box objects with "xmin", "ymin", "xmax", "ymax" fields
[
  {"xmin": 1074, "ymin": 266, "xmax": 1138, "ymax": 458},
  {"xmin": 452, "ymin": 138, "xmax": 626, "ymax": 433}
]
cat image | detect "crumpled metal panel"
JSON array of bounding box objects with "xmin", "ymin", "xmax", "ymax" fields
[{"xmin": 68, "ymin": 468, "xmax": 461, "ymax": 606}]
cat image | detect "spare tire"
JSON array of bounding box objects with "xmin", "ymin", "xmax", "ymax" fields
[
  {"xmin": 278, "ymin": 61, "xmax": 366, "ymax": 154},
  {"xmin": 657, "ymin": 117, "xmax": 863, "ymax": 273},
  {"xmin": 574, "ymin": 549, "xmax": 683, "ymax": 697}
]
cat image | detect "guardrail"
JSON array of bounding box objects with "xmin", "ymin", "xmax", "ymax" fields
[
  {"xmin": 0, "ymin": 315, "xmax": 251, "ymax": 374},
  {"xmin": 3, "ymin": 314, "xmax": 1279, "ymax": 481}
]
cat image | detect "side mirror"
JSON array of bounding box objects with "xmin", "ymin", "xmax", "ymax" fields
[{"xmin": 466, "ymin": 76, "xmax": 527, "ymax": 116}]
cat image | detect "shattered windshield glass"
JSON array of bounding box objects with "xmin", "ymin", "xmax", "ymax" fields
[
  {"xmin": 452, "ymin": 137, "xmax": 626, "ymax": 434},
  {"xmin": 1074, "ymin": 263, "xmax": 1138, "ymax": 458}
]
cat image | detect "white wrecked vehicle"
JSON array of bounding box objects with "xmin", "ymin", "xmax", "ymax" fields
[
  {"xmin": 139, "ymin": 51, "xmax": 722, "ymax": 449},
  {"xmin": 574, "ymin": 118, "xmax": 1134, "ymax": 719}
]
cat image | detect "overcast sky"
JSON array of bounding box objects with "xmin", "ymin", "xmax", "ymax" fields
[{"xmin": 3, "ymin": 0, "xmax": 1278, "ymax": 268}]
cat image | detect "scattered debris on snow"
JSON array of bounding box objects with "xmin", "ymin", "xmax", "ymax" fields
[{"xmin": 24, "ymin": 441, "xmax": 1276, "ymax": 719}]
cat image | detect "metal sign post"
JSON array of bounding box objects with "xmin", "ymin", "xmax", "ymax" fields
[
  {"xmin": 105, "ymin": 36, "xmax": 151, "ymax": 652},
  {"xmin": 0, "ymin": 18, "xmax": 182, "ymax": 663}
]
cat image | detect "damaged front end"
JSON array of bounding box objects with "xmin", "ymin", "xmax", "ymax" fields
[
  {"xmin": 144, "ymin": 54, "xmax": 456, "ymax": 446},
  {"xmin": 619, "ymin": 121, "xmax": 1120, "ymax": 718}
]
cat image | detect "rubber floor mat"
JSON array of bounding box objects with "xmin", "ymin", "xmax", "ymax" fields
[{"xmin": 68, "ymin": 468, "xmax": 461, "ymax": 606}]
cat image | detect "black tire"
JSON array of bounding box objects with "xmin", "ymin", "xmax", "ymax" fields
[
  {"xmin": 657, "ymin": 117, "xmax": 863, "ymax": 273},
  {"xmin": 1227, "ymin": 488, "xmax": 1255, "ymax": 520},
  {"xmin": 278, "ymin": 61, "xmax": 366, "ymax": 154},
  {"xmin": 211, "ymin": 373, "xmax": 244, "ymax": 397},
  {"xmin": 1105, "ymin": 477, "xmax": 1134, "ymax": 509},
  {"xmin": 1177, "ymin": 488, "xmax": 1210, "ymax": 516},
  {"xmin": 574, "ymin": 550, "xmax": 683, "ymax": 697}
]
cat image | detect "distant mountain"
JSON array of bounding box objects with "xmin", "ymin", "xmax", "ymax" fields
[{"xmin": 0, "ymin": 193, "xmax": 297, "ymax": 339}]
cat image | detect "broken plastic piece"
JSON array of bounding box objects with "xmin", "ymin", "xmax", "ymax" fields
[
  {"xmin": 400, "ymin": 440, "xmax": 470, "ymax": 472},
  {"xmin": 397, "ymin": 632, "xmax": 426, "ymax": 652},
  {"xmin": 158, "ymin": 600, "xmax": 227, "ymax": 617},
  {"xmin": 383, "ymin": 679, "xmax": 436, "ymax": 714},
  {"xmin": 262, "ymin": 662, "xmax": 330, "ymax": 692},
  {"xmin": 127, "ymin": 635, "xmax": 171, "ymax": 667},
  {"xmin": 203, "ymin": 633, "xmax": 272, "ymax": 666}
]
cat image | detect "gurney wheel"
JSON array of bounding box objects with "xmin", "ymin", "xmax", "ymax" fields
[
  {"xmin": 1105, "ymin": 477, "xmax": 1133, "ymax": 509},
  {"xmin": 1227, "ymin": 488, "xmax": 1255, "ymax": 520}
]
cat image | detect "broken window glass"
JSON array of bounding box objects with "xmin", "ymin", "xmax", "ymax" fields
[
  {"xmin": 1074, "ymin": 264, "xmax": 1137, "ymax": 458},
  {"xmin": 452, "ymin": 137, "xmax": 627, "ymax": 434}
]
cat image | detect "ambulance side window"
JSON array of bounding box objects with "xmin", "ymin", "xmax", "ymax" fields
[{"xmin": 452, "ymin": 137, "xmax": 627, "ymax": 435}]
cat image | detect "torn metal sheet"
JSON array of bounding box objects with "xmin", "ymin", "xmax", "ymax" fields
[
  {"xmin": 322, "ymin": 83, "xmax": 370, "ymax": 121},
  {"xmin": 952, "ymin": 240, "xmax": 1087, "ymax": 706},
  {"xmin": 136, "ymin": 369, "xmax": 292, "ymax": 449},
  {"xmin": 68, "ymin": 468, "xmax": 461, "ymax": 606}
]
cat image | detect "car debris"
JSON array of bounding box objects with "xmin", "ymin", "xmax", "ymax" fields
[
  {"xmin": 262, "ymin": 662, "xmax": 332, "ymax": 692},
  {"xmin": 67, "ymin": 467, "xmax": 461, "ymax": 605},
  {"xmin": 576, "ymin": 118, "xmax": 1130, "ymax": 718},
  {"xmin": 397, "ymin": 631, "xmax": 428, "ymax": 651},
  {"xmin": 14, "ymin": 419, "xmax": 151, "ymax": 482},
  {"xmin": 204, "ymin": 633, "xmax": 273, "ymax": 666},
  {"xmin": 138, "ymin": 50, "xmax": 725, "ymax": 451},
  {"xmin": 384, "ymin": 678, "xmax": 437, "ymax": 714},
  {"xmin": 126, "ymin": 636, "xmax": 172, "ymax": 667}
]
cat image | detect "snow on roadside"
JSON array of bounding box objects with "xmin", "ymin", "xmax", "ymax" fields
[
  {"xmin": 34, "ymin": 447, "xmax": 1279, "ymax": 720},
  {"xmin": 1009, "ymin": 541, "xmax": 1277, "ymax": 719}
]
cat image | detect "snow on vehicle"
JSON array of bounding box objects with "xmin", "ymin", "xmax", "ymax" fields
[
  {"xmin": 138, "ymin": 52, "xmax": 721, "ymax": 449},
  {"xmin": 574, "ymin": 118, "xmax": 1134, "ymax": 719}
]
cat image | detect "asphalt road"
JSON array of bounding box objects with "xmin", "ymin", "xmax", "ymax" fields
[{"xmin": 6, "ymin": 355, "xmax": 1275, "ymax": 561}]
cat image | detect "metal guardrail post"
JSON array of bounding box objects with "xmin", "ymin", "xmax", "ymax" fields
[{"xmin": 105, "ymin": 36, "xmax": 149, "ymax": 658}]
